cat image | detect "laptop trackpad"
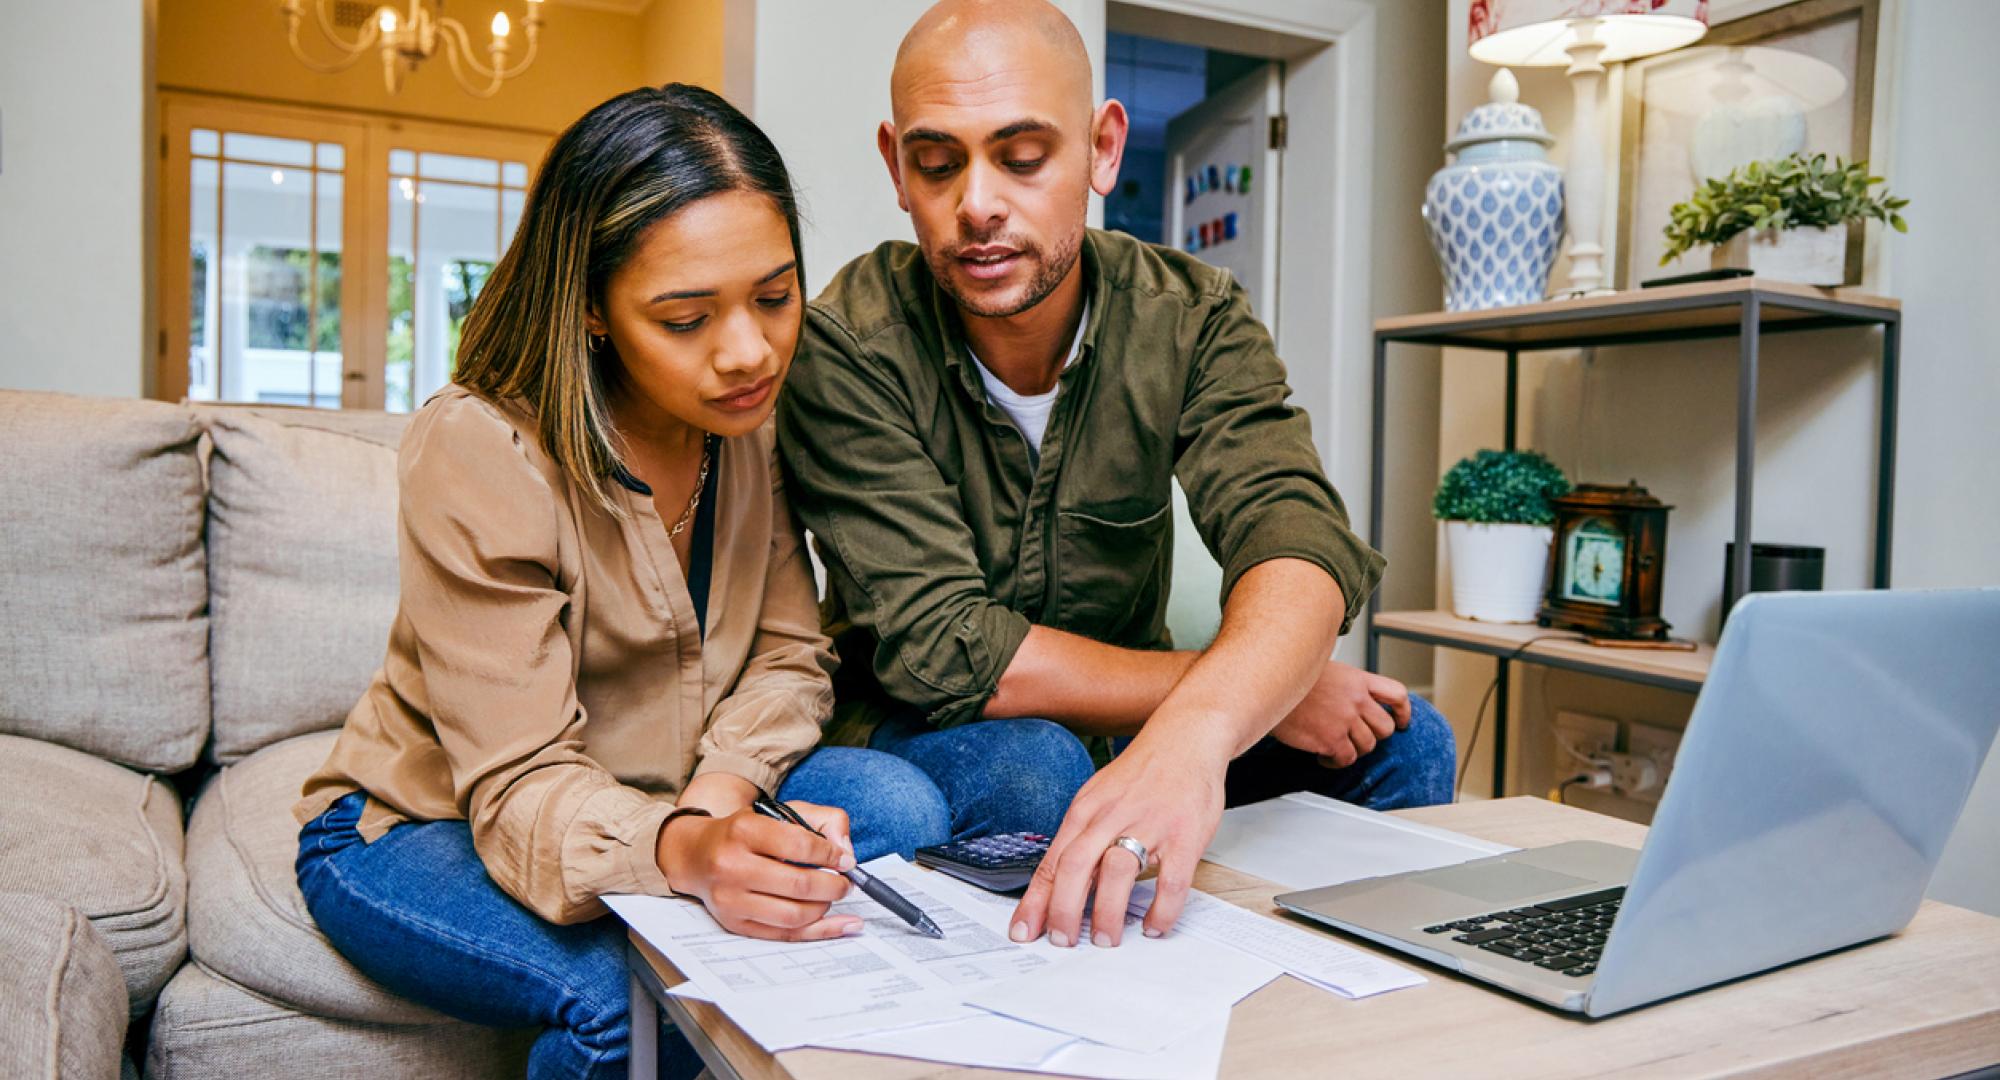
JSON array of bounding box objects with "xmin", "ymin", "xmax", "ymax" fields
[{"xmin": 1422, "ymin": 860, "xmax": 1595, "ymax": 904}]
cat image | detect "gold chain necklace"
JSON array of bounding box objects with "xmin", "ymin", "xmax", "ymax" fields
[
  {"xmin": 666, "ymin": 436, "xmax": 714, "ymax": 540},
  {"xmin": 668, "ymin": 436, "xmax": 716, "ymax": 540}
]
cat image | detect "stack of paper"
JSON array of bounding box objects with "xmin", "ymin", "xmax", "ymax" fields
[
  {"xmin": 609, "ymin": 856, "xmax": 1415, "ymax": 1078},
  {"xmin": 608, "ymin": 797, "xmax": 1508, "ymax": 1077}
]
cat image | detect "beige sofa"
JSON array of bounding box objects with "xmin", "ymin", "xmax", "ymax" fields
[{"xmin": 0, "ymin": 390, "xmax": 535, "ymax": 1077}]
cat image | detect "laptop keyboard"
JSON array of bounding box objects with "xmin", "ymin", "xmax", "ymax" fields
[{"xmin": 1420, "ymin": 886, "xmax": 1623, "ymax": 979}]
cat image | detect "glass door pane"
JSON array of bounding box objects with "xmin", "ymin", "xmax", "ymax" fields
[
  {"xmin": 384, "ymin": 149, "xmax": 532, "ymax": 412},
  {"xmin": 186, "ymin": 127, "xmax": 346, "ymax": 408}
]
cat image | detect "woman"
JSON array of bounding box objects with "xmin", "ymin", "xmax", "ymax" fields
[{"xmin": 294, "ymin": 85, "xmax": 956, "ymax": 1079}]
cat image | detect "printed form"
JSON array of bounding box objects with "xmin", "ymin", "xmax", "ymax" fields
[{"xmin": 605, "ymin": 864, "xmax": 1056, "ymax": 1050}]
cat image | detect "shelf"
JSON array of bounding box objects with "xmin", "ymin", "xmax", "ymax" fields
[
  {"xmin": 1373, "ymin": 279, "xmax": 1900, "ymax": 352},
  {"xmin": 1372, "ymin": 610, "xmax": 1712, "ymax": 694}
]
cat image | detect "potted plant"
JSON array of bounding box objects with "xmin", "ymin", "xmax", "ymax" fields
[
  {"xmin": 1434, "ymin": 449, "xmax": 1571, "ymax": 624},
  {"xmin": 1660, "ymin": 153, "xmax": 1908, "ymax": 286}
]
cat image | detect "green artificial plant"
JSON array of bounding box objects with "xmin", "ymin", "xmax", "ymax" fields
[
  {"xmin": 1660, "ymin": 153, "xmax": 1909, "ymax": 265},
  {"xmin": 1432, "ymin": 449, "xmax": 1571, "ymax": 526}
]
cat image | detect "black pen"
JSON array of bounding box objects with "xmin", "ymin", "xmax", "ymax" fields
[{"xmin": 750, "ymin": 794, "xmax": 946, "ymax": 940}]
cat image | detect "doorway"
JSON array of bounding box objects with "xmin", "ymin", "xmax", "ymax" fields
[{"xmin": 1105, "ymin": 29, "xmax": 1290, "ymax": 647}]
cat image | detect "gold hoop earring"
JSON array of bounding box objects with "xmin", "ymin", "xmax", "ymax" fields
[{"xmin": 587, "ymin": 334, "xmax": 606, "ymax": 354}]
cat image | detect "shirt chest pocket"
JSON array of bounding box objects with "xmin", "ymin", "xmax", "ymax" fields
[{"xmin": 1051, "ymin": 501, "xmax": 1172, "ymax": 639}]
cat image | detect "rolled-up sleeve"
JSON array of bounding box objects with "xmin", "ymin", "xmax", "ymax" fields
[
  {"xmin": 397, "ymin": 398, "xmax": 675, "ymax": 924},
  {"xmin": 777, "ymin": 313, "xmax": 1031, "ymax": 728},
  {"xmin": 694, "ymin": 445, "xmax": 838, "ymax": 792},
  {"xmin": 1175, "ymin": 278, "xmax": 1386, "ymax": 634}
]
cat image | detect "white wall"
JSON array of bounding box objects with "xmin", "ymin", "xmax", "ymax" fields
[
  {"xmin": 1884, "ymin": 0, "xmax": 2000, "ymax": 916},
  {"xmin": 739, "ymin": 0, "xmax": 1106, "ymax": 289},
  {"xmin": 1436, "ymin": 0, "xmax": 2000, "ymax": 912},
  {"xmin": 0, "ymin": 0, "xmax": 154, "ymax": 398}
]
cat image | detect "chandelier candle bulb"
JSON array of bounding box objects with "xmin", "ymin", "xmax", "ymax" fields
[{"xmin": 282, "ymin": 0, "xmax": 547, "ymax": 98}]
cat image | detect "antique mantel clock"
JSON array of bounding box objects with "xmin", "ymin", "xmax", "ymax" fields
[{"xmin": 1539, "ymin": 481, "xmax": 1673, "ymax": 641}]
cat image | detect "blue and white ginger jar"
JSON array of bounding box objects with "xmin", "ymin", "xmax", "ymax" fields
[{"xmin": 1423, "ymin": 69, "xmax": 1565, "ymax": 312}]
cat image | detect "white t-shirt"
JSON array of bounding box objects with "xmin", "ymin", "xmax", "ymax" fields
[{"xmin": 967, "ymin": 302, "xmax": 1090, "ymax": 457}]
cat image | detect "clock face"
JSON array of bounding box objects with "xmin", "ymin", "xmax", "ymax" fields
[{"xmin": 1561, "ymin": 518, "xmax": 1625, "ymax": 607}]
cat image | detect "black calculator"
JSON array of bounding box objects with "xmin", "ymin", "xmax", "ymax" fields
[{"xmin": 914, "ymin": 832, "xmax": 1051, "ymax": 893}]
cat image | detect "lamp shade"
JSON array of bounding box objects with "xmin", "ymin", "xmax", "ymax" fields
[{"xmin": 1469, "ymin": 0, "xmax": 1709, "ymax": 66}]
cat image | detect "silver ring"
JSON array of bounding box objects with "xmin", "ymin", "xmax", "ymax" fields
[{"xmin": 1112, "ymin": 836, "xmax": 1149, "ymax": 871}]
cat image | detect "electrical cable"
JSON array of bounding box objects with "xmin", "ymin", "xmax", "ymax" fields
[
  {"xmin": 1453, "ymin": 633, "xmax": 1586, "ymax": 797},
  {"xmin": 1550, "ymin": 774, "xmax": 1594, "ymax": 805}
]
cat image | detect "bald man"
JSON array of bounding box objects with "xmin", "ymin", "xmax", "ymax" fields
[{"xmin": 776, "ymin": 0, "xmax": 1456, "ymax": 947}]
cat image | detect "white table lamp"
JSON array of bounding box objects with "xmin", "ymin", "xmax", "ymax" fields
[{"xmin": 1469, "ymin": 1, "xmax": 1708, "ymax": 294}]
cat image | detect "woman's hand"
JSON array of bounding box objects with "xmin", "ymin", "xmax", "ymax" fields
[{"xmin": 657, "ymin": 801, "xmax": 861, "ymax": 941}]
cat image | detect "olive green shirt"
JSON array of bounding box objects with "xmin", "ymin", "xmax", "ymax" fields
[{"xmin": 777, "ymin": 228, "xmax": 1384, "ymax": 743}]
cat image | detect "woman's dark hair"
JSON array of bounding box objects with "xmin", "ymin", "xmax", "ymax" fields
[{"xmin": 454, "ymin": 83, "xmax": 804, "ymax": 513}]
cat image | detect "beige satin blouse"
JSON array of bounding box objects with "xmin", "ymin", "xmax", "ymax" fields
[{"xmin": 296, "ymin": 387, "xmax": 835, "ymax": 924}]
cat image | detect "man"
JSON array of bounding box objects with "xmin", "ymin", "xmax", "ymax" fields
[{"xmin": 775, "ymin": 0, "xmax": 1455, "ymax": 950}]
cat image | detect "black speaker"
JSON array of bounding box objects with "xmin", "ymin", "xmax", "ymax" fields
[{"xmin": 1721, "ymin": 542, "xmax": 1825, "ymax": 626}]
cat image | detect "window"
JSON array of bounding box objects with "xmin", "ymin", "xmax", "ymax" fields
[
  {"xmin": 384, "ymin": 150, "xmax": 529, "ymax": 412},
  {"xmin": 183, "ymin": 129, "xmax": 348, "ymax": 408},
  {"xmin": 162, "ymin": 95, "xmax": 546, "ymax": 410}
]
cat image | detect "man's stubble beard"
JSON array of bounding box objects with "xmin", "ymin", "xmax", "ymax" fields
[{"xmin": 924, "ymin": 224, "xmax": 1085, "ymax": 320}]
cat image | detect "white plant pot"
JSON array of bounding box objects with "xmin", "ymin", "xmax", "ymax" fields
[
  {"xmin": 1445, "ymin": 521, "xmax": 1554, "ymax": 624},
  {"xmin": 1710, "ymin": 224, "xmax": 1847, "ymax": 286}
]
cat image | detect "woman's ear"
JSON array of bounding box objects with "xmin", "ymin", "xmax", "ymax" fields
[{"xmin": 583, "ymin": 304, "xmax": 609, "ymax": 338}]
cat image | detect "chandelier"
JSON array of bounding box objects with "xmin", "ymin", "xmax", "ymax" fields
[{"xmin": 280, "ymin": 0, "xmax": 547, "ymax": 98}]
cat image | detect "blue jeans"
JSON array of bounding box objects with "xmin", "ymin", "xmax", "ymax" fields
[
  {"xmin": 1221, "ymin": 694, "xmax": 1457, "ymax": 809},
  {"xmin": 866, "ymin": 714, "xmax": 1098, "ymax": 840},
  {"xmin": 295, "ymin": 747, "xmax": 960, "ymax": 1080}
]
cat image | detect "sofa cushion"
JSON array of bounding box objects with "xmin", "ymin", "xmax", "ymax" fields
[
  {"xmin": 195, "ymin": 405, "xmax": 410, "ymax": 763},
  {"xmin": 0, "ymin": 735, "xmax": 187, "ymax": 1015},
  {"xmin": 0, "ymin": 390, "xmax": 210, "ymax": 773},
  {"xmin": 0, "ymin": 892, "xmax": 131, "ymax": 1080},
  {"xmin": 147, "ymin": 962, "xmax": 533, "ymax": 1080},
  {"xmin": 185, "ymin": 730, "xmax": 467, "ymax": 1023}
]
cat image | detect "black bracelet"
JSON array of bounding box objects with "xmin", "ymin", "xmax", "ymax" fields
[{"xmin": 659, "ymin": 805, "xmax": 714, "ymax": 899}]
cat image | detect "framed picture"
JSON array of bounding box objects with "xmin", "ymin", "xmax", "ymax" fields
[{"xmin": 1616, "ymin": 0, "xmax": 1881, "ymax": 288}]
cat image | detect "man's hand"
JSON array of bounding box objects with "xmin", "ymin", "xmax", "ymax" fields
[
  {"xmin": 1008, "ymin": 734, "xmax": 1228, "ymax": 949},
  {"xmin": 1270, "ymin": 661, "xmax": 1411, "ymax": 768},
  {"xmin": 658, "ymin": 801, "xmax": 860, "ymax": 941}
]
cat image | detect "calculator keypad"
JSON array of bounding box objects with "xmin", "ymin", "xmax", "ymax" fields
[{"xmin": 915, "ymin": 833, "xmax": 1051, "ymax": 892}]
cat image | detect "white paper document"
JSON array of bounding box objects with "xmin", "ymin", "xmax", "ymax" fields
[
  {"xmin": 605, "ymin": 861, "xmax": 1053, "ymax": 1050},
  {"xmin": 1204, "ymin": 791, "xmax": 1515, "ymax": 891},
  {"xmin": 820, "ymin": 1011, "xmax": 1232, "ymax": 1080},
  {"xmin": 962, "ymin": 906, "xmax": 1280, "ymax": 1053},
  {"xmin": 817, "ymin": 1013, "xmax": 1075, "ymax": 1072},
  {"xmin": 1125, "ymin": 881, "xmax": 1423, "ymax": 998}
]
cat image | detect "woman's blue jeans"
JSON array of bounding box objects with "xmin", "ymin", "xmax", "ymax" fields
[{"xmin": 295, "ymin": 726, "xmax": 1094, "ymax": 1080}]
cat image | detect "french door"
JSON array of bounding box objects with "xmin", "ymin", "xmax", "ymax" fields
[{"xmin": 160, "ymin": 94, "xmax": 547, "ymax": 410}]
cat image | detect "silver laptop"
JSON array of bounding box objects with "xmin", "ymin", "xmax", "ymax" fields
[{"xmin": 1276, "ymin": 588, "xmax": 2000, "ymax": 1017}]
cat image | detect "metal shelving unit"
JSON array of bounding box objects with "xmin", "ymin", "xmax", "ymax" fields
[{"xmin": 1366, "ymin": 278, "xmax": 1902, "ymax": 796}]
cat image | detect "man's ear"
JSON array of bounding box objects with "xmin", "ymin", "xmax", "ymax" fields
[
  {"xmin": 1087, "ymin": 99, "xmax": 1130, "ymax": 199},
  {"xmin": 877, "ymin": 121, "xmax": 911, "ymax": 213}
]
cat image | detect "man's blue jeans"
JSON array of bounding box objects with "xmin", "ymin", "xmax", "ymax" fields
[
  {"xmin": 867, "ymin": 695, "xmax": 1454, "ymax": 820},
  {"xmin": 294, "ymin": 742, "xmax": 1000, "ymax": 1080}
]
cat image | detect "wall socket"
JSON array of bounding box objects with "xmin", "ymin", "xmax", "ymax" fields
[
  {"xmin": 1553, "ymin": 712, "xmax": 1683, "ymax": 804},
  {"xmin": 1553, "ymin": 711, "xmax": 1618, "ymax": 771},
  {"xmin": 1621, "ymin": 723, "xmax": 1683, "ymax": 803}
]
